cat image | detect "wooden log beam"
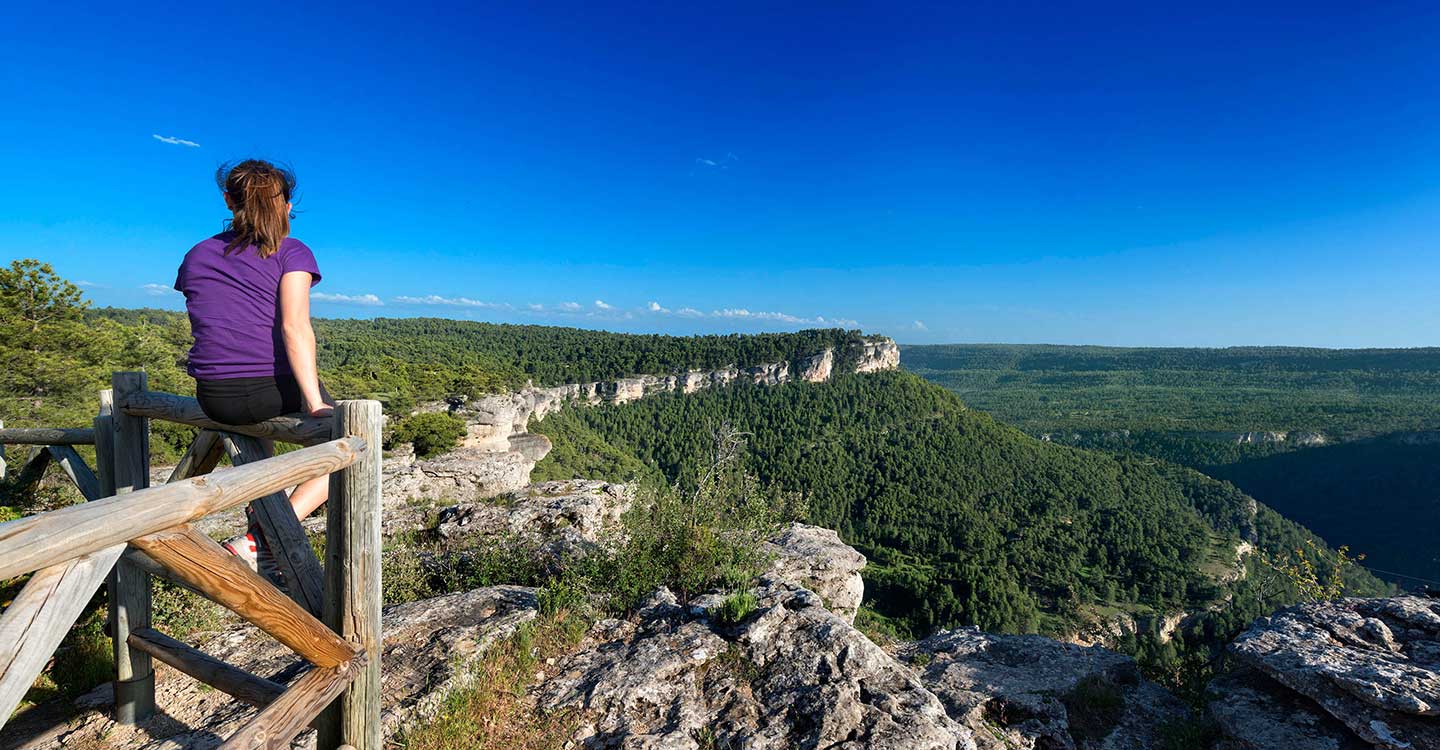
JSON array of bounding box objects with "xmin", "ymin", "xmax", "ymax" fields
[
  {"xmin": 127, "ymin": 628, "xmax": 284, "ymax": 708},
  {"xmin": 0, "ymin": 427, "xmax": 96, "ymax": 445},
  {"xmin": 167, "ymin": 429, "xmax": 226, "ymax": 484},
  {"xmin": 223, "ymin": 435, "xmax": 326, "ymax": 616},
  {"xmin": 0, "ymin": 436, "xmax": 364, "ymax": 581},
  {"xmin": 219, "ymin": 657, "xmax": 364, "ymax": 750},
  {"xmin": 109, "ymin": 373, "xmax": 154, "ymax": 725},
  {"xmin": 128, "ymin": 526, "xmax": 359, "ymax": 668},
  {"xmin": 46, "ymin": 445, "xmax": 102, "ymax": 501},
  {"xmin": 121, "ymin": 548, "xmax": 213, "ymax": 601},
  {"xmin": 0, "ymin": 544, "xmax": 126, "ymax": 730},
  {"xmin": 120, "ymin": 390, "xmax": 333, "ymax": 446},
  {"xmin": 317, "ymin": 400, "xmax": 385, "ymax": 750}
]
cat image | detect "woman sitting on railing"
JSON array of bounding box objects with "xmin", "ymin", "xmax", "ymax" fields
[{"xmin": 173, "ymin": 159, "xmax": 334, "ymax": 580}]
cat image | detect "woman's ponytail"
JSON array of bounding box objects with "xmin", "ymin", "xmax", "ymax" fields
[{"xmin": 217, "ymin": 160, "xmax": 296, "ymax": 258}]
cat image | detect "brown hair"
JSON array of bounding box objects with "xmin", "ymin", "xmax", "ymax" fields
[{"xmin": 216, "ymin": 160, "xmax": 296, "ymax": 258}]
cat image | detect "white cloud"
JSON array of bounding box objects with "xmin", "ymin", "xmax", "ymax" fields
[
  {"xmin": 647, "ymin": 301, "xmax": 669, "ymax": 313},
  {"xmin": 676, "ymin": 307, "xmax": 704, "ymax": 317},
  {"xmin": 527, "ymin": 303, "xmax": 545, "ymax": 312},
  {"xmin": 394, "ymin": 294, "xmax": 509, "ymax": 309},
  {"xmin": 594, "ymin": 299, "xmax": 613, "ymax": 310},
  {"xmin": 558, "ymin": 301, "xmax": 582, "ymax": 312},
  {"xmin": 912, "ymin": 320, "xmax": 927, "ymax": 331},
  {"xmin": 76, "ymin": 280, "xmax": 101, "ymax": 288},
  {"xmin": 141, "ymin": 283, "xmax": 178, "ymax": 296},
  {"xmin": 695, "ymin": 152, "xmax": 738, "ymax": 169},
  {"xmin": 313, "ymin": 292, "xmax": 384, "ymax": 306},
  {"xmin": 152, "ymin": 133, "xmax": 201, "ymax": 148}
]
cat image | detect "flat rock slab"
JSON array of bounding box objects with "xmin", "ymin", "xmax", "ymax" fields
[
  {"xmin": 1207, "ymin": 667, "xmax": 1373, "ymax": 750},
  {"xmin": 1229, "ymin": 595, "xmax": 1440, "ymax": 750},
  {"xmin": 901, "ymin": 628, "xmax": 1185, "ymax": 750}
]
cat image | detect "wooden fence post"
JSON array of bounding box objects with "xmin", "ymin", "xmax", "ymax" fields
[
  {"xmin": 317, "ymin": 400, "xmax": 383, "ymax": 750},
  {"xmin": 107, "ymin": 374, "xmax": 155, "ymax": 724}
]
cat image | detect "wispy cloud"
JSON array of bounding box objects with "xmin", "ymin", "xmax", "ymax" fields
[
  {"xmin": 394, "ymin": 294, "xmax": 509, "ymax": 309},
  {"xmin": 647, "ymin": 301, "xmax": 670, "ymax": 313},
  {"xmin": 527, "ymin": 303, "xmax": 546, "ymax": 312},
  {"xmin": 695, "ymin": 152, "xmax": 738, "ymax": 169},
  {"xmin": 558, "ymin": 301, "xmax": 582, "ymax": 312},
  {"xmin": 141, "ymin": 283, "xmax": 178, "ymax": 297},
  {"xmin": 313, "ymin": 292, "xmax": 384, "ymax": 306},
  {"xmin": 152, "ymin": 133, "xmax": 201, "ymax": 148},
  {"xmin": 594, "ymin": 299, "xmax": 613, "ymax": 310},
  {"xmin": 76, "ymin": 280, "xmax": 102, "ymax": 288},
  {"xmin": 912, "ymin": 320, "xmax": 927, "ymax": 331}
]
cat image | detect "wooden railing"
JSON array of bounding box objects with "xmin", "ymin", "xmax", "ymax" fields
[{"xmin": 0, "ymin": 372, "xmax": 384, "ymax": 750}]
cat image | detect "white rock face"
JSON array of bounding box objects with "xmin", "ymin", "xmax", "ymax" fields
[
  {"xmin": 796, "ymin": 348, "xmax": 835, "ymax": 382},
  {"xmin": 855, "ymin": 338, "xmax": 901, "ymax": 372},
  {"xmin": 763, "ymin": 522, "xmax": 866, "ymax": 622},
  {"xmin": 539, "ymin": 580, "xmax": 976, "ymax": 750}
]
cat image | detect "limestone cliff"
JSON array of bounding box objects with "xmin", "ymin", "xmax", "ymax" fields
[{"xmin": 387, "ymin": 337, "xmax": 901, "ymax": 503}]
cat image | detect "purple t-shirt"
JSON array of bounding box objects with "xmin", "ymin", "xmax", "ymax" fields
[{"xmin": 174, "ymin": 233, "xmax": 321, "ymax": 379}]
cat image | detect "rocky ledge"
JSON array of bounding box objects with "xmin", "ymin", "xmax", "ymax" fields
[{"xmin": 1209, "ymin": 595, "xmax": 1440, "ymax": 750}]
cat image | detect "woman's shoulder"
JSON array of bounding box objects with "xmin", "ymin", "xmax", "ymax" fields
[{"xmin": 280, "ymin": 236, "xmax": 314, "ymax": 255}]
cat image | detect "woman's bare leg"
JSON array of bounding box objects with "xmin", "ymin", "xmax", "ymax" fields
[{"xmin": 289, "ymin": 475, "xmax": 329, "ymax": 519}]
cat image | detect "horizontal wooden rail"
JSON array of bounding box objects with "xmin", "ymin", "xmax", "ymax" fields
[
  {"xmin": 0, "ymin": 427, "xmax": 96, "ymax": 445},
  {"xmin": 120, "ymin": 390, "xmax": 333, "ymax": 445},
  {"xmin": 127, "ymin": 628, "xmax": 284, "ymax": 708},
  {"xmin": 0, "ymin": 436, "xmax": 365, "ymax": 580}
]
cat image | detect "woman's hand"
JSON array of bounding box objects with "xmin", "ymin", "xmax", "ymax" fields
[{"xmin": 305, "ymin": 400, "xmax": 335, "ymax": 418}]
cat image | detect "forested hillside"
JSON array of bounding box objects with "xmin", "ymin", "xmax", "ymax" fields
[
  {"xmin": 90, "ymin": 307, "xmax": 871, "ymax": 414},
  {"xmin": 532, "ymin": 370, "xmax": 1389, "ymax": 646},
  {"xmin": 903, "ymin": 343, "xmax": 1440, "ymax": 589}
]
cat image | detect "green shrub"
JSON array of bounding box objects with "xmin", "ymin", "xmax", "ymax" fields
[
  {"xmin": 712, "ymin": 591, "xmax": 759, "ymax": 625},
  {"xmin": 391, "ymin": 412, "xmax": 467, "ymax": 458},
  {"xmin": 589, "ymin": 426, "xmax": 787, "ymax": 611}
]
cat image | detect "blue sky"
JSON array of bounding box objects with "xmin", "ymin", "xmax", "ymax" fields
[{"xmin": 2, "ymin": 2, "xmax": 1437, "ymax": 346}]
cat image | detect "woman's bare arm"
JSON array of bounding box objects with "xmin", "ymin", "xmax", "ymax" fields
[{"xmin": 279, "ymin": 271, "xmax": 331, "ymax": 416}]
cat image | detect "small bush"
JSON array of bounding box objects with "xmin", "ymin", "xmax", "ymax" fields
[
  {"xmin": 391, "ymin": 412, "xmax": 467, "ymax": 459},
  {"xmin": 712, "ymin": 591, "xmax": 758, "ymax": 625},
  {"xmin": 1062, "ymin": 675, "xmax": 1126, "ymax": 743}
]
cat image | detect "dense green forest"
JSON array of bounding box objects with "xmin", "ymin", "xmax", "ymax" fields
[
  {"xmin": 88, "ymin": 308, "xmax": 870, "ymax": 415},
  {"xmin": 903, "ymin": 343, "xmax": 1440, "ymax": 589},
  {"xmin": 531, "ymin": 370, "xmax": 1389, "ymax": 645},
  {"xmin": 903, "ymin": 343, "xmax": 1440, "ymax": 439}
]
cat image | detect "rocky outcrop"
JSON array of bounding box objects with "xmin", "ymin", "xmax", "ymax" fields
[
  {"xmin": 855, "ymin": 338, "xmax": 901, "ymax": 373},
  {"xmin": 762, "ymin": 523, "xmax": 866, "ymax": 623},
  {"xmin": 1208, "ymin": 668, "xmax": 1375, "ymax": 750},
  {"xmin": 1213, "ymin": 595, "xmax": 1440, "ymax": 750},
  {"xmin": 434, "ymin": 479, "xmax": 631, "ymax": 564},
  {"xmin": 539, "ymin": 579, "xmax": 976, "ymax": 750},
  {"xmin": 901, "ymin": 629, "xmax": 1186, "ymax": 750},
  {"xmin": 384, "ymin": 438, "xmax": 545, "ymax": 506}
]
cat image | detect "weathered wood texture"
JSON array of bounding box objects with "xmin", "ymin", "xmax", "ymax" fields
[
  {"xmin": 128, "ymin": 526, "xmax": 359, "ymax": 668},
  {"xmin": 121, "ymin": 390, "xmax": 333, "ymax": 445},
  {"xmin": 0, "ymin": 544, "xmax": 125, "ymax": 730},
  {"xmin": 0, "ymin": 427, "xmax": 96, "ymax": 445},
  {"xmin": 45, "ymin": 445, "xmax": 101, "ymax": 501},
  {"xmin": 109, "ymin": 372, "xmax": 154, "ymax": 725},
  {"xmin": 318, "ymin": 400, "xmax": 385, "ymax": 750},
  {"xmin": 121, "ymin": 548, "xmax": 212, "ymax": 601},
  {"xmin": 223, "ymin": 434, "xmax": 326, "ymax": 616},
  {"xmin": 0, "ymin": 436, "xmax": 364, "ymax": 580},
  {"xmin": 167, "ymin": 429, "xmax": 226, "ymax": 484},
  {"xmin": 127, "ymin": 628, "xmax": 284, "ymax": 708},
  {"xmin": 219, "ymin": 658, "xmax": 364, "ymax": 750},
  {"xmin": 0, "ymin": 396, "xmax": 124, "ymax": 729},
  {"xmin": 11, "ymin": 447, "xmax": 52, "ymax": 494}
]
